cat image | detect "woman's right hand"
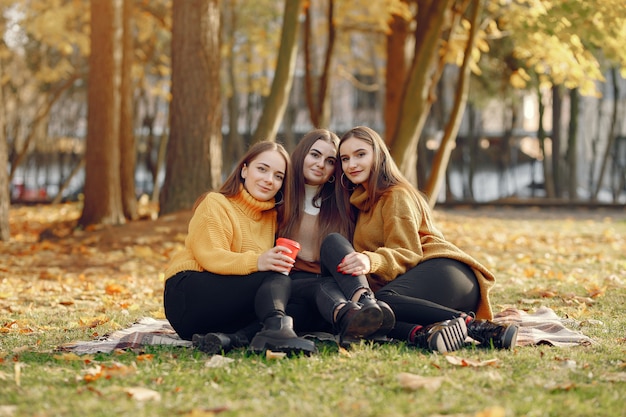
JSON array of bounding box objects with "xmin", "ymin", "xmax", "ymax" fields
[
  {"xmin": 257, "ymin": 246, "xmax": 295, "ymax": 273},
  {"xmin": 337, "ymin": 251, "xmax": 371, "ymax": 276}
]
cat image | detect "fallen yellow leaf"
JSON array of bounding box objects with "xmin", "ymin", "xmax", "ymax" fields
[
  {"xmin": 445, "ymin": 355, "xmax": 499, "ymax": 367},
  {"xmin": 124, "ymin": 387, "xmax": 161, "ymax": 402},
  {"xmin": 397, "ymin": 372, "xmax": 444, "ymax": 391}
]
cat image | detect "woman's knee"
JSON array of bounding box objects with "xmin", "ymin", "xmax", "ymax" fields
[
  {"xmin": 320, "ymin": 233, "xmax": 354, "ymax": 265},
  {"xmin": 321, "ymin": 233, "xmax": 348, "ymax": 251},
  {"xmin": 374, "ymin": 288, "xmax": 398, "ymax": 303}
]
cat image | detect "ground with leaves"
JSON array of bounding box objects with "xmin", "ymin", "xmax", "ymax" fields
[
  {"xmin": 1, "ymin": 203, "xmax": 187, "ymax": 330},
  {"xmin": 1, "ymin": 203, "xmax": 625, "ymax": 417}
]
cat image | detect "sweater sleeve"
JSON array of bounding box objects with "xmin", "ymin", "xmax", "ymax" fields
[
  {"xmin": 363, "ymin": 189, "xmax": 426, "ymax": 281},
  {"xmin": 186, "ymin": 195, "xmax": 260, "ymax": 275}
]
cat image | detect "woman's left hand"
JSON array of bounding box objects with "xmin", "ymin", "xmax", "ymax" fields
[{"xmin": 337, "ymin": 252, "xmax": 371, "ymax": 276}]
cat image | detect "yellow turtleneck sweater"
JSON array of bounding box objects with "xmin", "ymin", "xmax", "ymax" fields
[
  {"xmin": 164, "ymin": 187, "xmax": 277, "ymax": 279},
  {"xmin": 350, "ymin": 185, "xmax": 495, "ymax": 320}
]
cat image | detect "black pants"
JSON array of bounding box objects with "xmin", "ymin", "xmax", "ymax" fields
[
  {"xmin": 288, "ymin": 271, "xmax": 370, "ymax": 333},
  {"xmin": 322, "ymin": 233, "xmax": 481, "ymax": 340},
  {"xmin": 164, "ymin": 270, "xmax": 291, "ymax": 341},
  {"xmin": 287, "ymin": 272, "xmax": 332, "ymax": 334}
]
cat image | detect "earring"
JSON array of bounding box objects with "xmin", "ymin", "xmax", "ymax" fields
[
  {"xmin": 340, "ymin": 173, "xmax": 355, "ymax": 191},
  {"xmin": 327, "ymin": 175, "xmax": 335, "ymax": 184}
]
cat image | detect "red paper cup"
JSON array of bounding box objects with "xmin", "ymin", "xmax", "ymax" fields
[{"xmin": 276, "ymin": 237, "xmax": 301, "ymax": 274}]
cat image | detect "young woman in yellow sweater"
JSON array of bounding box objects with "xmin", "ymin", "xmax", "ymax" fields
[
  {"xmin": 163, "ymin": 141, "xmax": 315, "ymax": 356},
  {"xmin": 280, "ymin": 129, "xmax": 394, "ymax": 344},
  {"xmin": 329, "ymin": 126, "xmax": 518, "ymax": 352}
]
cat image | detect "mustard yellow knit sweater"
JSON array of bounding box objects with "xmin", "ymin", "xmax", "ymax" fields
[
  {"xmin": 350, "ymin": 185, "xmax": 495, "ymax": 320},
  {"xmin": 164, "ymin": 187, "xmax": 277, "ymax": 280}
]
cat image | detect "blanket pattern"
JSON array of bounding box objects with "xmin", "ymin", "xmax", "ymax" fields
[{"xmin": 58, "ymin": 306, "xmax": 593, "ymax": 355}]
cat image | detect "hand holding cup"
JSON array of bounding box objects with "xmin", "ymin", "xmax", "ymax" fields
[{"xmin": 275, "ymin": 237, "xmax": 301, "ymax": 275}]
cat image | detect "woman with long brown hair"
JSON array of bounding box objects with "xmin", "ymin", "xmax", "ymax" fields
[
  {"xmin": 164, "ymin": 141, "xmax": 315, "ymax": 356},
  {"xmin": 281, "ymin": 129, "xmax": 395, "ymax": 344},
  {"xmin": 323, "ymin": 126, "xmax": 518, "ymax": 352}
]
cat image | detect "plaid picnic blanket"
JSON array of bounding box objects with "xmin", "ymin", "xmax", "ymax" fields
[
  {"xmin": 58, "ymin": 317, "xmax": 192, "ymax": 354},
  {"xmin": 57, "ymin": 306, "xmax": 593, "ymax": 355},
  {"xmin": 493, "ymin": 306, "xmax": 594, "ymax": 347}
]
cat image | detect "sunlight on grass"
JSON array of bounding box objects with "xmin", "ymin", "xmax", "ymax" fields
[{"xmin": 1, "ymin": 206, "xmax": 625, "ymax": 417}]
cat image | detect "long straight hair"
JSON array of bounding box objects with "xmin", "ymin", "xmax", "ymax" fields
[
  {"xmin": 193, "ymin": 141, "xmax": 292, "ymax": 225},
  {"xmin": 337, "ymin": 126, "xmax": 421, "ymax": 213},
  {"xmin": 280, "ymin": 129, "xmax": 352, "ymax": 244}
]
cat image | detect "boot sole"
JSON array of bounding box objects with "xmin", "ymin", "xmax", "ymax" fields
[
  {"xmin": 429, "ymin": 318, "xmax": 468, "ymax": 353},
  {"xmin": 341, "ymin": 305, "xmax": 384, "ymax": 339},
  {"xmin": 501, "ymin": 324, "xmax": 519, "ymax": 349},
  {"xmin": 249, "ymin": 335, "xmax": 317, "ymax": 356},
  {"xmin": 470, "ymin": 323, "xmax": 520, "ymax": 349},
  {"xmin": 367, "ymin": 303, "xmax": 396, "ymax": 340},
  {"xmin": 192, "ymin": 333, "xmax": 227, "ymax": 355}
]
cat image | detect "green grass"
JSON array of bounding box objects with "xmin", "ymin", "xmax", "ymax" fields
[
  {"xmin": 1, "ymin": 208, "xmax": 625, "ymax": 417},
  {"xmin": 2, "ymin": 337, "xmax": 625, "ymax": 417}
]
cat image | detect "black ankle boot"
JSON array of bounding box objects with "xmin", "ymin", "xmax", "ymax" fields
[
  {"xmin": 192, "ymin": 332, "xmax": 248, "ymax": 354},
  {"xmin": 358, "ymin": 292, "xmax": 396, "ymax": 339},
  {"xmin": 467, "ymin": 319, "xmax": 519, "ymax": 349},
  {"xmin": 249, "ymin": 315, "xmax": 317, "ymax": 356},
  {"xmin": 335, "ymin": 301, "xmax": 383, "ymax": 342},
  {"xmin": 409, "ymin": 318, "xmax": 468, "ymax": 353}
]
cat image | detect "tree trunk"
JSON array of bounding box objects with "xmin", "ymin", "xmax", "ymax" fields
[
  {"xmin": 467, "ymin": 103, "xmax": 479, "ymax": 201},
  {"xmin": 224, "ymin": 0, "xmax": 244, "ymax": 170},
  {"xmin": 52, "ymin": 157, "xmax": 85, "ymax": 204},
  {"xmin": 592, "ymin": 67, "xmax": 619, "ymax": 201},
  {"xmin": 252, "ymin": 0, "xmax": 302, "ymax": 143},
  {"xmin": 160, "ymin": 0, "xmax": 222, "ymax": 215},
  {"xmin": 566, "ymin": 87, "xmax": 579, "ymax": 200},
  {"xmin": 551, "ymin": 85, "xmax": 562, "ymax": 198},
  {"xmin": 587, "ymin": 88, "xmax": 603, "ymax": 196},
  {"xmin": 304, "ymin": 0, "xmax": 335, "ymax": 129},
  {"xmin": 120, "ymin": 0, "xmax": 138, "ymax": 220},
  {"xmin": 385, "ymin": 4, "xmax": 409, "ymax": 144},
  {"xmin": 390, "ymin": 0, "xmax": 454, "ymax": 176},
  {"xmin": 151, "ymin": 133, "xmax": 167, "ymax": 203},
  {"xmin": 423, "ymin": 0, "xmax": 481, "ymax": 207},
  {"xmin": 537, "ymin": 85, "xmax": 555, "ymax": 198},
  {"xmin": 79, "ymin": 0, "xmax": 125, "ymax": 227},
  {"xmin": 0, "ymin": 70, "xmax": 9, "ymax": 241}
]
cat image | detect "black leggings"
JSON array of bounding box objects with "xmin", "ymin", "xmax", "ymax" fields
[
  {"xmin": 287, "ymin": 269, "xmax": 370, "ymax": 334},
  {"xmin": 164, "ymin": 270, "xmax": 291, "ymax": 340},
  {"xmin": 322, "ymin": 233, "xmax": 481, "ymax": 340},
  {"xmin": 287, "ymin": 272, "xmax": 332, "ymax": 334}
]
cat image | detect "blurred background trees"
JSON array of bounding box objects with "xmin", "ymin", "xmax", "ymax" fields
[{"xmin": 1, "ymin": 0, "xmax": 625, "ymax": 237}]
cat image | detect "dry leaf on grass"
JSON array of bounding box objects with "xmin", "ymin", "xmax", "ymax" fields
[
  {"xmin": 205, "ymin": 355, "xmax": 235, "ymax": 368},
  {"xmin": 0, "ymin": 405, "xmax": 18, "ymax": 417},
  {"xmin": 397, "ymin": 372, "xmax": 445, "ymax": 391},
  {"xmin": 265, "ymin": 350, "xmax": 286, "ymax": 360},
  {"xmin": 445, "ymin": 355, "xmax": 499, "ymax": 367},
  {"xmin": 82, "ymin": 362, "xmax": 136, "ymax": 382},
  {"xmin": 124, "ymin": 387, "xmax": 161, "ymax": 402},
  {"xmin": 475, "ymin": 406, "xmax": 506, "ymax": 417},
  {"xmin": 78, "ymin": 315, "xmax": 110, "ymax": 329},
  {"xmin": 181, "ymin": 406, "xmax": 230, "ymax": 416}
]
